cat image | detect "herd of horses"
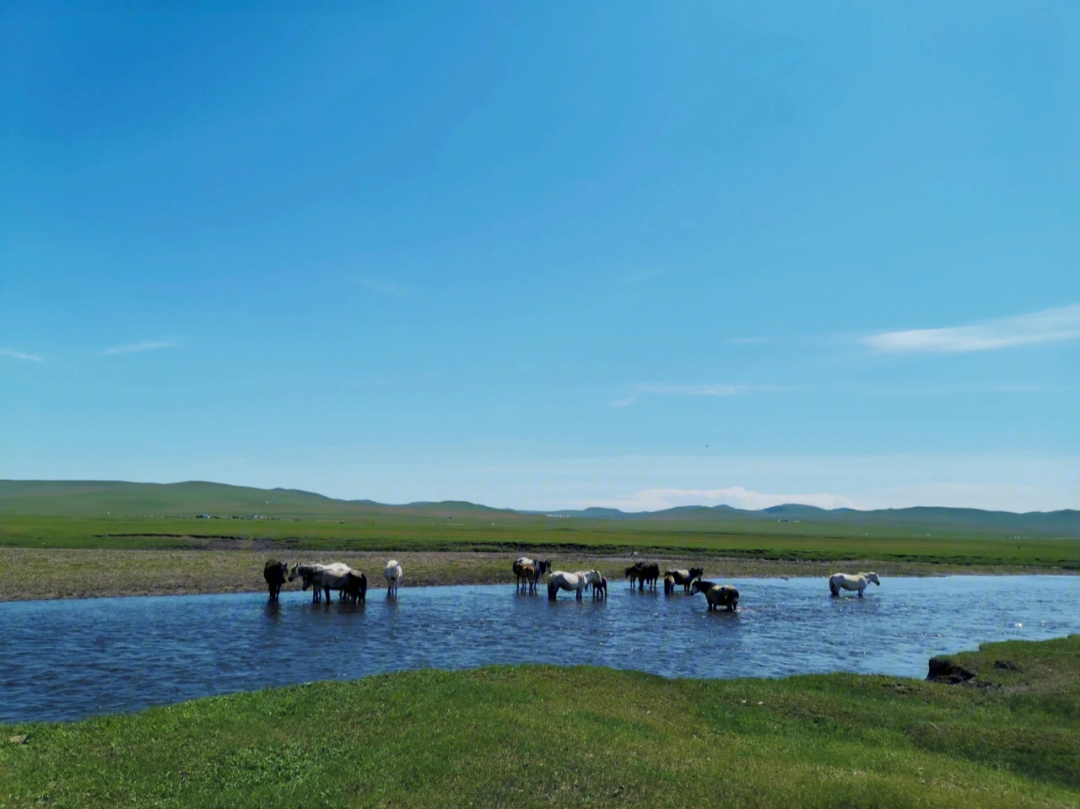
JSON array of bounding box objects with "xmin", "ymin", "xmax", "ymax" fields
[{"xmin": 264, "ymin": 556, "xmax": 882, "ymax": 611}]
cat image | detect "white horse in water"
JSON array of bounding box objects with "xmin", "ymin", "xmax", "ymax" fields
[
  {"xmin": 288, "ymin": 562, "xmax": 355, "ymax": 603},
  {"xmin": 384, "ymin": 560, "xmax": 403, "ymax": 596},
  {"xmin": 547, "ymin": 570, "xmax": 601, "ymax": 601},
  {"xmin": 829, "ymin": 571, "xmax": 880, "ymax": 598}
]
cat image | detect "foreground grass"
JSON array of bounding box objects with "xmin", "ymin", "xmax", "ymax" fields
[{"xmin": 2, "ymin": 637, "xmax": 1078, "ymax": 808}]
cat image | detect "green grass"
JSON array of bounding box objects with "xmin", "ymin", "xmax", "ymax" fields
[
  {"xmin": 2, "ymin": 512, "xmax": 1078, "ymax": 570},
  {"xmin": 2, "ymin": 636, "xmax": 1078, "ymax": 808}
]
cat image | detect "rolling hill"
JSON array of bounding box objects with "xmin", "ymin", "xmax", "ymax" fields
[{"xmin": 1, "ymin": 479, "xmax": 1078, "ymax": 537}]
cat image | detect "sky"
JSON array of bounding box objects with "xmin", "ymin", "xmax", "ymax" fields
[{"xmin": 3, "ymin": 1, "xmax": 1079, "ymax": 513}]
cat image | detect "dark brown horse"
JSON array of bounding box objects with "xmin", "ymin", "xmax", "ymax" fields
[
  {"xmin": 341, "ymin": 571, "xmax": 368, "ymax": 603},
  {"xmin": 263, "ymin": 559, "xmax": 288, "ymax": 602}
]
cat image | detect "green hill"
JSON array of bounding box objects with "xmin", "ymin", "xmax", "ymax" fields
[{"xmin": 1, "ymin": 479, "xmax": 1078, "ymax": 538}]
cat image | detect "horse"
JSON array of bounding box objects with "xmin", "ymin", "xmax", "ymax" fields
[
  {"xmin": 829, "ymin": 572, "xmax": 880, "ymax": 598},
  {"xmin": 531, "ymin": 560, "xmax": 552, "ymax": 592},
  {"xmin": 624, "ymin": 564, "xmax": 641, "ymax": 589},
  {"xmin": 341, "ymin": 570, "xmax": 367, "ymax": 603},
  {"xmin": 288, "ymin": 562, "xmax": 353, "ymax": 603},
  {"xmin": 691, "ymin": 580, "xmax": 739, "ymax": 611},
  {"xmin": 517, "ymin": 563, "xmax": 536, "ymax": 592},
  {"xmin": 663, "ymin": 574, "xmax": 675, "ymax": 596},
  {"xmin": 384, "ymin": 560, "xmax": 403, "ymax": 596},
  {"xmin": 263, "ymin": 559, "xmax": 288, "ymax": 602},
  {"xmin": 513, "ymin": 558, "xmax": 537, "ymax": 593},
  {"xmin": 665, "ymin": 567, "xmax": 704, "ymax": 594},
  {"xmin": 592, "ymin": 575, "xmax": 608, "ymax": 599},
  {"xmin": 637, "ymin": 562, "xmax": 660, "ymax": 591},
  {"xmin": 547, "ymin": 570, "xmax": 598, "ymax": 601}
]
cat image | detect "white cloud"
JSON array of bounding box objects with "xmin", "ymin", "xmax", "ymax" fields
[
  {"xmin": 636, "ymin": 383, "xmax": 778, "ymax": 397},
  {"xmin": 102, "ymin": 340, "xmax": 180, "ymax": 355},
  {"xmin": 586, "ymin": 485, "xmax": 857, "ymax": 512},
  {"xmin": 0, "ymin": 348, "xmax": 42, "ymax": 362},
  {"xmin": 863, "ymin": 304, "xmax": 1080, "ymax": 354},
  {"xmin": 609, "ymin": 396, "xmax": 636, "ymax": 407}
]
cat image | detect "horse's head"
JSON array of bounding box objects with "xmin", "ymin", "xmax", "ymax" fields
[
  {"xmin": 689, "ymin": 567, "xmax": 704, "ymax": 581},
  {"xmin": 867, "ymin": 572, "xmax": 880, "ymax": 586},
  {"xmin": 287, "ymin": 563, "xmax": 301, "ymax": 582},
  {"xmin": 690, "ymin": 580, "xmax": 706, "ymax": 595}
]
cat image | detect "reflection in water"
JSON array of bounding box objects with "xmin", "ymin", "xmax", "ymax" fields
[{"xmin": 1, "ymin": 576, "xmax": 1077, "ymax": 723}]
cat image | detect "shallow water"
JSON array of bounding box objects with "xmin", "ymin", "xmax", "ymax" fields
[{"xmin": 2, "ymin": 575, "xmax": 1077, "ymax": 723}]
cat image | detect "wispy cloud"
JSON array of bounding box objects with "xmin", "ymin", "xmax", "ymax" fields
[
  {"xmin": 863, "ymin": 304, "xmax": 1080, "ymax": 354},
  {"xmin": 587, "ymin": 485, "xmax": 857, "ymax": 512},
  {"xmin": 636, "ymin": 383, "xmax": 780, "ymax": 397},
  {"xmin": 102, "ymin": 340, "xmax": 180, "ymax": 355},
  {"xmin": 0, "ymin": 348, "xmax": 42, "ymax": 362},
  {"xmin": 356, "ymin": 277, "xmax": 407, "ymax": 297},
  {"xmin": 609, "ymin": 396, "xmax": 636, "ymax": 407}
]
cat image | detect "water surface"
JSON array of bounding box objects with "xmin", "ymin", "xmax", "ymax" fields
[{"xmin": 2, "ymin": 575, "xmax": 1076, "ymax": 723}]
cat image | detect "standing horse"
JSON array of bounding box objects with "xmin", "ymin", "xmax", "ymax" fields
[
  {"xmin": 384, "ymin": 560, "xmax": 403, "ymax": 596},
  {"xmin": 547, "ymin": 570, "xmax": 598, "ymax": 601},
  {"xmin": 592, "ymin": 575, "xmax": 608, "ymax": 599},
  {"xmin": 263, "ymin": 559, "xmax": 288, "ymax": 602},
  {"xmin": 829, "ymin": 572, "xmax": 880, "ymax": 597},
  {"xmin": 625, "ymin": 564, "xmax": 641, "ymax": 589},
  {"xmin": 513, "ymin": 557, "xmax": 535, "ymax": 593},
  {"xmin": 665, "ymin": 567, "xmax": 704, "ymax": 594},
  {"xmin": 663, "ymin": 574, "xmax": 675, "ymax": 596},
  {"xmin": 531, "ymin": 560, "xmax": 552, "ymax": 592},
  {"xmin": 341, "ymin": 570, "xmax": 367, "ymax": 603},
  {"xmin": 288, "ymin": 562, "xmax": 354, "ymax": 603},
  {"xmin": 637, "ymin": 562, "xmax": 660, "ymax": 591},
  {"xmin": 691, "ymin": 580, "xmax": 739, "ymax": 611}
]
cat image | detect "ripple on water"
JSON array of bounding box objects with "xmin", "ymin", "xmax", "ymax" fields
[{"xmin": 1, "ymin": 575, "xmax": 1077, "ymax": 723}]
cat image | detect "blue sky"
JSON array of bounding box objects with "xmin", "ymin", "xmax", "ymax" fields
[{"xmin": 3, "ymin": 2, "xmax": 1078, "ymax": 512}]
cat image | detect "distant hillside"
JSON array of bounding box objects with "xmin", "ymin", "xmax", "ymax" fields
[
  {"xmin": 0, "ymin": 480, "xmax": 517, "ymax": 521},
  {"xmin": 1, "ymin": 479, "xmax": 1078, "ymax": 537}
]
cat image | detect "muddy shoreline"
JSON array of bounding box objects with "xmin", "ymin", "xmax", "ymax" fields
[{"xmin": 0, "ymin": 547, "xmax": 1071, "ymax": 602}]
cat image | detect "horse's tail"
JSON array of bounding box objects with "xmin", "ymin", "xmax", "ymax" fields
[
  {"xmin": 829, "ymin": 578, "xmax": 839, "ymax": 597},
  {"xmin": 547, "ymin": 580, "xmax": 558, "ymax": 600}
]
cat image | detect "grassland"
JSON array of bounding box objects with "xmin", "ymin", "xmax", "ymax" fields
[
  {"xmin": 1, "ymin": 481, "xmax": 1076, "ymax": 601},
  {"xmin": 2, "ymin": 635, "xmax": 1077, "ymax": 808}
]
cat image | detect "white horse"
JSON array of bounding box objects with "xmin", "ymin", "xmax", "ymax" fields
[
  {"xmin": 384, "ymin": 560, "xmax": 403, "ymax": 596},
  {"xmin": 288, "ymin": 562, "xmax": 354, "ymax": 603},
  {"xmin": 547, "ymin": 570, "xmax": 600, "ymax": 601},
  {"xmin": 829, "ymin": 571, "xmax": 880, "ymax": 598}
]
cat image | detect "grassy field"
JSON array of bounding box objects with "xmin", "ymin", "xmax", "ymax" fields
[
  {"xmin": 2, "ymin": 635, "xmax": 1077, "ymax": 808},
  {"xmin": 3, "ymin": 512, "xmax": 1078, "ymax": 569}
]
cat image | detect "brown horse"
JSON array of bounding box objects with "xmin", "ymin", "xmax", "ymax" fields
[
  {"xmin": 663, "ymin": 574, "xmax": 675, "ymax": 596},
  {"xmin": 624, "ymin": 564, "xmax": 641, "ymax": 589},
  {"xmin": 263, "ymin": 559, "xmax": 288, "ymax": 602},
  {"xmin": 341, "ymin": 571, "xmax": 367, "ymax": 604},
  {"xmin": 665, "ymin": 567, "xmax": 704, "ymax": 594},
  {"xmin": 637, "ymin": 562, "xmax": 660, "ymax": 591}
]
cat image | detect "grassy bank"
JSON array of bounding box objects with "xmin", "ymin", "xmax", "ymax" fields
[
  {"xmin": 0, "ymin": 546, "xmax": 1065, "ymax": 602},
  {"xmin": 2, "ymin": 636, "xmax": 1078, "ymax": 808}
]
